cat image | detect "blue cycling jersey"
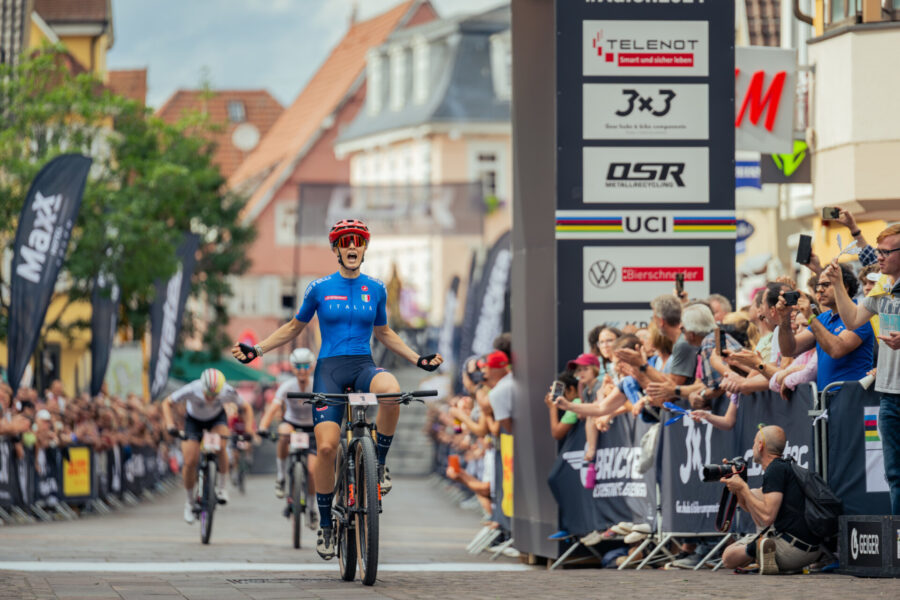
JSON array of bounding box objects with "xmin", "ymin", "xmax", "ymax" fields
[{"xmin": 295, "ymin": 272, "xmax": 388, "ymax": 359}]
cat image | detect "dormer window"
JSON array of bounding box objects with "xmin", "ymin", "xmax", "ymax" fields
[
  {"xmin": 367, "ymin": 50, "xmax": 384, "ymax": 115},
  {"xmin": 389, "ymin": 45, "xmax": 409, "ymax": 111},
  {"xmin": 227, "ymin": 100, "xmax": 246, "ymax": 123},
  {"xmin": 490, "ymin": 31, "xmax": 511, "ymax": 101},
  {"xmin": 412, "ymin": 37, "xmax": 430, "ymax": 105}
]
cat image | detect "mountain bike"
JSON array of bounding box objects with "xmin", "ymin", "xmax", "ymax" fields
[
  {"xmin": 263, "ymin": 429, "xmax": 316, "ymax": 549},
  {"xmin": 289, "ymin": 389, "xmax": 436, "ymax": 586},
  {"xmin": 176, "ymin": 430, "xmax": 248, "ymax": 544},
  {"xmin": 230, "ymin": 436, "xmax": 252, "ymax": 494}
]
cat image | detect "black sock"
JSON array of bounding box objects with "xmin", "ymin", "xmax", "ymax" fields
[
  {"xmin": 375, "ymin": 432, "xmax": 393, "ymax": 465},
  {"xmin": 317, "ymin": 492, "xmax": 334, "ymax": 529}
]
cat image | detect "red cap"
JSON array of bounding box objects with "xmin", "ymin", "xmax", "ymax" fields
[
  {"xmin": 485, "ymin": 350, "xmax": 510, "ymax": 369},
  {"xmin": 567, "ymin": 352, "xmax": 600, "ymax": 371}
]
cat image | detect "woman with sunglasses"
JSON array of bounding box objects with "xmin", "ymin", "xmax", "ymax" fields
[{"xmin": 231, "ymin": 218, "xmax": 442, "ymax": 560}]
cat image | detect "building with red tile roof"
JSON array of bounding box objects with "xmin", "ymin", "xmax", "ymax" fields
[
  {"xmin": 223, "ymin": 0, "xmax": 437, "ymax": 358},
  {"xmin": 156, "ymin": 90, "xmax": 284, "ymax": 179},
  {"xmin": 108, "ymin": 68, "xmax": 147, "ymax": 105}
]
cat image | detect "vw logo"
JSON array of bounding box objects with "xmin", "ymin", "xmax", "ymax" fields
[
  {"xmin": 588, "ymin": 260, "xmax": 617, "ymax": 289},
  {"xmin": 851, "ymin": 527, "xmax": 859, "ymax": 560}
]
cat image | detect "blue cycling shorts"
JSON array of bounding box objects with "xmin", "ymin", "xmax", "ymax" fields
[{"xmin": 312, "ymin": 355, "xmax": 386, "ymax": 426}]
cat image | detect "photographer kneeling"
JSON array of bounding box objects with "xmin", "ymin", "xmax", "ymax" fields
[{"xmin": 721, "ymin": 425, "xmax": 822, "ymax": 574}]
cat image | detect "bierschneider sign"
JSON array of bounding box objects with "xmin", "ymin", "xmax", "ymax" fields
[{"xmin": 556, "ymin": 1, "xmax": 735, "ymax": 364}]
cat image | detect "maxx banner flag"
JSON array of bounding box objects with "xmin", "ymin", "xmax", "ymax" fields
[
  {"xmin": 90, "ymin": 270, "xmax": 120, "ymax": 396},
  {"xmin": 7, "ymin": 154, "xmax": 92, "ymax": 393},
  {"xmin": 149, "ymin": 233, "xmax": 200, "ymax": 400}
]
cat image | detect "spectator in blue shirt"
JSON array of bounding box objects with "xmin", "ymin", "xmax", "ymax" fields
[{"xmin": 777, "ymin": 263, "xmax": 874, "ymax": 388}]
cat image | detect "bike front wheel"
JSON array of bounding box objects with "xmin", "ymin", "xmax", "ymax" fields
[
  {"xmin": 354, "ymin": 435, "xmax": 380, "ymax": 586},
  {"xmin": 336, "ymin": 439, "xmax": 357, "ymax": 582},
  {"xmin": 200, "ymin": 460, "xmax": 216, "ymax": 545}
]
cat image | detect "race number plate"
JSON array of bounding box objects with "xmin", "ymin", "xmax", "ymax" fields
[
  {"xmin": 348, "ymin": 393, "xmax": 378, "ymax": 406},
  {"xmin": 290, "ymin": 431, "xmax": 310, "ymax": 450},
  {"xmin": 201, "ymin": 432, "xmax": 221, "ymax": 452}
]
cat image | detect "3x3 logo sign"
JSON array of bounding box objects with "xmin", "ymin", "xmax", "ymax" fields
[{"xmin": 616, "ymin": 89, "xmax": 675, "ymax": 117}]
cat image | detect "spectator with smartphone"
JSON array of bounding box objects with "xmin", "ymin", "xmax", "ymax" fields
[
  {"xmin": 777, "ymin": 263, "xmax": 874, "ymax": 388},
  {"xmin": 826, "ymin": 223, "xmax": 900, "ymax": 514},
  {"xmin": 544, "ymin": 373, "xmax": 581, "ymax": 441}
]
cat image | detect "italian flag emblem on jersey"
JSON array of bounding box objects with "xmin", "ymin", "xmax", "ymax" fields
[{"xmin": 361, "ymin": 294, "xmax": 371, "ymax": 302}]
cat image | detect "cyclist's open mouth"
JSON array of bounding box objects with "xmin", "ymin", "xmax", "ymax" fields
[{"xmin": 346, "ymin": 250, "xmax": 359, "ymax": 261}]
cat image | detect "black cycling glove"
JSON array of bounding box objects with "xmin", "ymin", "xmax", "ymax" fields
[
  {"xmin": 417, "ymin": 354, "xmax": 440, "ymax": 372},
  {"xmin": 236, "ymin": 342, "xmax": 258, "ymax": 364}
]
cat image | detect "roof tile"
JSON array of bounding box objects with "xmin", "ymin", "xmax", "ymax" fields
[
  {"xmin": 156, "ymin": 90, "xmax": 284, "ymax": 179},
  {"xmin": 228, "ymin": 1, "xmax": 424, "ymax": 216},
  {"xmin": 108, "ymin": 69, "xmax": 147, "ymax": 106},
  {"xmin": 34, "ymin": 0, "xmax": 109, "ymax": 22}
]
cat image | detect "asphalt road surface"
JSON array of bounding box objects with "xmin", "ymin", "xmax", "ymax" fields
[{"xmin": 0, "ymin": 474, "xmax": 898, "ymax": 599}]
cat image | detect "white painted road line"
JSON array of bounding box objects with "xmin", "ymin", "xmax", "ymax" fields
[{"xmin": 0, "ymin": 561, "xmax": 533, "ymax": 573}]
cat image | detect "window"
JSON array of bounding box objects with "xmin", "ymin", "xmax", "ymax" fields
[
  {"xmin": 490, "ymin": 31, "xmax": 512, "ymax": 101},
  {"xmin": 227, "ymin": 100, "xmax": 246, "ymax": 123},
  {"xmin": 468, "ymin": 143, "xmax": 508, "ymax": 202},
  {"xmin": 389, "ymin": 45, "xmax": 409, "ymax": 111},
  {"xmin": 274, "ymin": 202, "xmax": 298, "ymax": 246},
  {"xmin": 412, "ymin": 38, "xmax": 430, "ymax": 105},
  {"xmin": 367, "ymin": 50, "xmax": 384, "ymax": 115}
]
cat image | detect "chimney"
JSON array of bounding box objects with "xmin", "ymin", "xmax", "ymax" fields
[{"xmin": 349, "ymin": 0, "xmax": 358, "ymax": 28}]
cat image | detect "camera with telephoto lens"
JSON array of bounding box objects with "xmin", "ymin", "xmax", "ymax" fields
[{"xmin": 702, "ymin": 457, "xmax": 748, "ymax": 483}]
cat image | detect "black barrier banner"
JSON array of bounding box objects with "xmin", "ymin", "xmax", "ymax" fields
[
  {"xmin": 731, "ymin": 386, "xmax": 815, "ymax": 533},
  {"xmin": 548, "ymin": 426, "xmax": 599, "ymax": 536},
  {"xmin": 17, "ymin": 447, "xmax": 34, "ymax": 507},
  {"xmin": 0, "ymin": 440, "xmax": 16, "ymax": 506},
  {"xmin": 33, "ymin": 447, "xmax": 62, "ymax": 505},
  {"xmin": 825, "ymin": 382, "xmax": 891, "ymax": 516},
  {"xmin": 95, "ymin": 451, "xmax": 109, "ymax": 499},
  {"xmin": 660, "ymin": 396, "xmax": 735, "ymax": 533},
  {"xmin": 141, "ymin": 447, "xmax": 157, "ymax": 491},
  {"xmin": 109, "ymin": 446, "xmax": 123, "ymax": 497},
  {"xmin": 7, "ymin": 154, "xmax": 92, "ymax": 393},
  {"xmin": 461, "ymin": 231, "xmax": 511, "ymax": 359},
  {"xmin": 124, "ymin": 449, "xmax": 145, "ymax": 496},
  {"xmin": 149, "ymin": 233, "xmax": 200, "ymax": 400},
  {"xmin": 90, "ymin": 271, "xmax": 120, "ymax": 396},
  {"xmin": 549, "ymin": 413, "xmax": 657, "ymax": 534}
]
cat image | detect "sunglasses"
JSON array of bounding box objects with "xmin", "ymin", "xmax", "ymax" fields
[
  {"xmin": 874, "ymin": 246, "xmax": 900, "ymax": 258},
  {"xmin": 292, "ymin": 362, "xmax": 311, "ymax": 370},
  {"xmin": 334, "ymin": 234, "xmax": 367, "ymax": 249}
]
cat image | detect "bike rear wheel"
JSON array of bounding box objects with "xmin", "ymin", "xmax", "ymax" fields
[
  {"xmin": 200, "ymin": 459, "xmax": 216, "ymax": 545},
  {"xmin": 291, "ymin": 460, "xmax": 304, "ymax": 549},
  {"xmin": 354, "ymin": 435, "xmax": 379, "ymax": 586},
  {"xmin": 336, "ymin": 439, "xmax": 357, "ymax": 582}
]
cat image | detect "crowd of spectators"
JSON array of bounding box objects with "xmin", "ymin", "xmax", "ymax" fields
[{"xmin": 428, "ymin": 208, "xmax": 898, "ymax": 573}]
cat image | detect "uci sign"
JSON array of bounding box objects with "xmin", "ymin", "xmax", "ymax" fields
[{"xmin": 735, "ymin": 47, "xmax": 797, "ymax": 154}]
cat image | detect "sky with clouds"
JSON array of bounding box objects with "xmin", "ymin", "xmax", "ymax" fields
[{"xmin": 107, "ymin": 0, "xmax": 502, "ymax": 109}]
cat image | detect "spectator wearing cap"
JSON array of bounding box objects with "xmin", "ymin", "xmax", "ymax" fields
[
  {"xmin": 485, "ymin": 350, "xmax": 514, "ymax": 434},
  {"xmin": 777, "ymin": 263, "xmax": 874, "ymax": 389}
]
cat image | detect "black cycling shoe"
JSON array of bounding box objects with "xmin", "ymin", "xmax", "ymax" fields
[
  {"xmin": 316, "ymin": 527, "xmax": 335, "ymax": 560},
  {"xmin": 282, "ymin": 504, "xmax": 291, "ymax": 519}
]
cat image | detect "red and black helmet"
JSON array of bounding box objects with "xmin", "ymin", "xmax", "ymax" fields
[{"xmin": 328, "ymin": 219, "xmax": 370, "ymax": 245}]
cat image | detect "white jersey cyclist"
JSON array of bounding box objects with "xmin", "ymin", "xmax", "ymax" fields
[
  {"xmin": 273, "ymin": 378, "xmax": 314, "ymax": 427},
  {"xmin": 171, "ymin": 379, "xmax": 244, "ymax": 421}
]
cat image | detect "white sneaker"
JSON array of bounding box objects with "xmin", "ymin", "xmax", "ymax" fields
[
  {"xmin": 215, "ymin": 488, "xmax": 229, "ymax": 505},
  {"xmin": 183, "ymin": 501, "xmax": 195, "ymax": 524}
]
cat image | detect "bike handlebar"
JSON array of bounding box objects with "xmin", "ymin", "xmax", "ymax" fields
[{"xmin": 286, "ymin": 389, "xmax": 437, "ymax": 406}]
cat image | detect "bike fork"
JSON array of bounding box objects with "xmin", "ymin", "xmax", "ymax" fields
[{"xmin": 346, "ymin": 442, "xmax": 357, "ymax": 508}]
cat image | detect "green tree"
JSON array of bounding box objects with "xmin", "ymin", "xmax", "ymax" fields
[{"xmin": 0, "ymin": 46, "xmax": 255, "ymax": 358}]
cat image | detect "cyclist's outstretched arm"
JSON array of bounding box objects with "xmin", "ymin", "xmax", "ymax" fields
[
  {"xmin": 161, "ymin": 396, "xmax": 176, "ymax": 430},
  {"xmin": 373, "ymin": 324, "xmax": 429, "ymax": 365},
  {"xmin": 232, "ymin": 318, "xmax": 307, "ymax": 361}
]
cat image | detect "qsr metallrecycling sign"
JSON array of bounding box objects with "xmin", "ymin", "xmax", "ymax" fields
[{"xmin": 556, "ymin": 0, "xmax": 735, "ymax": 369}]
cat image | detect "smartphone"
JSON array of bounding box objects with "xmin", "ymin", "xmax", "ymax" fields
[
  {"xmin": 783, "ymin": 291, "xmax": 801, "ymax": 306},
  {"xmin": 796, "ymin": 234, "xmax": 812, "ymax": 265},
  {"xmin": 822, "ymin": 207, "xmax": 841, "ymax": 220},
  {"xmin": 715, "ymin": 328, "xmax": 725, "ymax": 354},
  {"xmin": 550, "ymin": 380, "xmax": 565, "ymax": 400},
  {"xmin": 675, "ymin": 272, "xmax": 685, "ymax": 295}
]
